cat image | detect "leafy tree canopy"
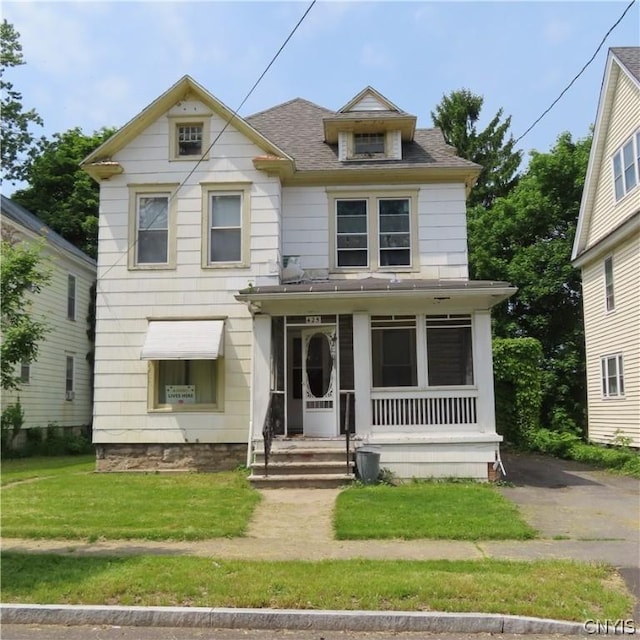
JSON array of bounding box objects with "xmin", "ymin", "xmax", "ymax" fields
[
  {"xmin": 1, "ymin": 19, "xmax": 43, "ymax": 183},
  {"xmin": 469, "ymin": 132, "xmax": 592, "ymax": 432},
  {"xmin": 0, "ymin": 234, "xmax": 51, "ymax": 391},
  {"xmin": 431, "ymin": 88, "xmax": 522, "ymax": 208},
  {"xmin": 12, "ymin": 127, "xmax": 115, "ymax": 258}
]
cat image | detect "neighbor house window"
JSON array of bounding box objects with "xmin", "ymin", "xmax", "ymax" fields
[
  {"xmin": 19, "ymin": 362, "xmax": 30, "ymax": 384},
  {"xmin": 378, "ymin": 198, "xmax": 411, "ymax": 267},
  {"xmin": 330, "ymin": 190, "xmax": 417, "ymax": 271},
  {"xmin": 336, "ymin": 199, "xmax": 369, "ymax": 267},
  {"xmin": 129, "ymin": 185, "xmax": 178, "ymax": 269},
  {"xmin": 604, "ymin": 256, "xmax": 615, "ymax": 312},
  {"xmin": 371, "ymin": 316, "xmax": 417, "ymax": 387},
  {"xmin": 426, "ymin": 315, "xmax": 474, "ymax": 386},
  {"xmin": 613, "ymin": 132, "xmax": 639, "ymax": 201},
  {"xmin": 67, "ymin": 274, "xmax": 76, "ymax": 320},
  {"xmin": 201, "ymin": 184, "xmax": 251, "ymax": 267},
  {"xmin": 65, "ymin": 356, "xmax": 74, "ymax": 400},
  {"xmin": 354, "ymin": 132, "xmax": 385, "ymax": 155},
  {"xmin": 151, "ymin": 360, "xmax": 221, "ymax": 409},
  {"xmin": 601, "ymin": 354, "xmax": 624, "ymax": 398}
]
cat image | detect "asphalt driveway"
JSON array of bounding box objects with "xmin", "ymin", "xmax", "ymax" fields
[{"xmin": 497, "ymin": 450, "xmax": 640, "ymax": 617}]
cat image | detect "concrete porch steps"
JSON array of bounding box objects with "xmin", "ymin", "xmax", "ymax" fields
[{"xmin": 249, "ymin": 438, "xmax": 355, "ymax": 488}]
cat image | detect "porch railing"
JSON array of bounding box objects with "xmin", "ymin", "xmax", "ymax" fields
[
  {"xmin": 371, "ymin": 389, "xmax": 478, "ymax": 428},
  {"xmin": 262, "ymin": 391, "xmax": 284, "ymax": 477}
]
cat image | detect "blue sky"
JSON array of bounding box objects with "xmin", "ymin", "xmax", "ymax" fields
[{"xmin": 3, "ymin": 0, "xmax": 639, "ymax": 193}]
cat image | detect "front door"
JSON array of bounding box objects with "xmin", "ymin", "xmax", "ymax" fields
[{"xmin": 302, "ymin": 326, "xmax": 337, "ymax": 437}]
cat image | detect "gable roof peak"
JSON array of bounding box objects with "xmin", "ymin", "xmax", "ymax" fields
[{"xmin": 339, "ymin": 86, "xmax": 405, "ymax": 114}]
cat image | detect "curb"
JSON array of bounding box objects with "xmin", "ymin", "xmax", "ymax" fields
[{"xmin": 1, "ymin": 604, "xmax": 587, "ymax": 634}]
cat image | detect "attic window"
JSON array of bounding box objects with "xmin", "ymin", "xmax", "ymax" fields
[
  {"xmin": 178, "ymin": 124, "xmax": 203, "ymax": 156},
  {"xmin": 354, "ymin": 133, "xmax": 385, "ymax": 155}
]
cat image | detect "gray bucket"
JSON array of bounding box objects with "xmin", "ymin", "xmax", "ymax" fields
[{"xmin": 355, "ymin": 446, "xmax": 381, "ymax": 484}]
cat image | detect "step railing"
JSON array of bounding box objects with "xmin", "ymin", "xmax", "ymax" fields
[{"xmin": 262, "ymin": 391, "xmax": 284, "ymax": 477}]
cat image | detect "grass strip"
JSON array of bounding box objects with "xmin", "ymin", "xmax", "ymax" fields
[
  {"xmin": 1, "ymin": 553, "xmax": 632, "ymax": 621},
  {"xmin": 335, "ymin": 482, "xmax": 537, "ymax": 540},
  {"xmin": 1, "ymin": 471, "xmax": 260, "ymax": 540},
  {"xmin": 1, "ymin": 455, "xmax": 95, "ymax": 486}
]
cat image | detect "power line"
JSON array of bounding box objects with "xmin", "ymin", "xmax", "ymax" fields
[{"xmin": 514, "ymin": 0, "xmax": 637, "ymax": 145}]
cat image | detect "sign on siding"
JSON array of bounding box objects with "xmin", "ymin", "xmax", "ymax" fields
[{"xmin": 165, "ymin": 385, "xmax": 195, "ymax": 404}]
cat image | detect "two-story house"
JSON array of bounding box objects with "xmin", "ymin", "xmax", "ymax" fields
[
  {"xmin": 572, "ymin": 47, "xmax": 640, "ymax": 448},
  {"xmin": 82, "ymin": 77, "xmax": 515, "ymax": 482},
  {"xmin": 1, "ymin": 196, "xmax": 96, "ymax": 437}
]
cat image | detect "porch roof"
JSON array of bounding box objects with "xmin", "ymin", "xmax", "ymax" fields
[{"xmin": 236, "ymin": 277, "xmax": 516, "ymax": 311}]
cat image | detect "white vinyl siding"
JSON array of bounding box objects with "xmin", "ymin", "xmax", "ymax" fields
[
  {"xmin": 92, "ymin": 103, "xmax": 280, "ymax": 445},
  {"xmin": 581, "ymin": 233, "xmax": 640, "ymax": 447},
  {"xmin": 0, "ymin": 227, "xmax": 95, "ymax": 429},
  {"xmin": 588, "ymin": 72, "xmax": 640, "ymax": 247}
]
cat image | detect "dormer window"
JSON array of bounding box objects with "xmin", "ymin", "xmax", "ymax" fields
[
  {"xmin": 354, "ymin": 133, "xmax": 385, "ymax": 155},
  {"xmin": 178, "ymin": 124, "xmax": 203, "ymax": 156}
]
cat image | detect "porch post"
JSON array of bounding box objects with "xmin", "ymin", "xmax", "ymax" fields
[
  {"xmin": 473, "ymin": 310, "xmax": 496, "ymax": 433},
  {"xmin": 352, "ymin": 312, "xmax": 372, "ymax": 437},
  {"xmin": 252, "ymin": 314, "xmax": 272, "ymax": 440}
]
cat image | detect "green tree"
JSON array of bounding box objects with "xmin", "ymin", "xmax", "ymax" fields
[
  {"xmin": 12, "ymin": 127, "xmax": 115, "ymax": 258},
  {"xmin": 470, "ymin": 132, "xmax": 591, "ymax": 433},
  {"xmin": 0, "ymin": 234, "xmax": 51, "ymax": 391},
  {"xmin": 1, "ymin": 19, "xmax": 43, "ymax": 183},
  {"xmin": 431, "ymin": 89, "xmax": 522, "ymax": 208}
]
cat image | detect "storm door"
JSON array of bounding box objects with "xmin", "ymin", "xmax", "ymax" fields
[{"xmin": 301, "ymin": 326, "xmax": 338, "ymax": 437}]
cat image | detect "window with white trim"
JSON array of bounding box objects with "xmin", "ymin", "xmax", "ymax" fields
[
  {"xmin": 65, "ymin": 356, "xmax": 75, "ymax": 400},
  {"xmin": 331, "ymin": 191, "xmax": 417, "ymax": 271},
  {"xmin": 613, "ymin": 132, "xmax": 639, "ymax": 201},
  {"xmin": 149, "ymin": 360, "xmax": 222, "ymax": 410},
  {"xmin": 426, "ymin": 316, "xmax": 474, "ymax": 386},
  {"xmin": 67, "ymin": 274, "xmax": 76, "ymax": 320},
  {"xmin": 604, "ymin": 256, "xmax": 614, "ymax": 312},
  {"xmin": 19, "ymin": 362, "xmax": 30, "ymax": 384},
  {"xmin": 136, "ymin": 193, "xmax": 169, "ymax": 265},
  {"xmin": 354, "ymin": 132, "xmax": 385, "ymax": 155},
  {"xmin": 371, "ymin": 316, "xmax": 417, "ymax": 387},
  {"xmin": 601, "ymin": 354, "xmax": 624, "ymax": 398},
  {"xmin": 336, "ymin": 199, "xmax": 368, "ymax": 267},
  {"xmin": 201, "ymin": 184, "xmax": 251, "ymax": 267}
]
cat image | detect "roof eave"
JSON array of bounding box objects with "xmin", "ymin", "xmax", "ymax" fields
[{"xmin": 323, "ymin": 116, "xmax": 417, "ymax": 143}]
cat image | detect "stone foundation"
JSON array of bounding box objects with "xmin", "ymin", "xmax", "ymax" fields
[{"xmin": 95, "ymin": 443, "xmax": 246, "ymax": 473}]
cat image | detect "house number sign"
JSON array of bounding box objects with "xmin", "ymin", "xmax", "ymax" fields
[{"xmin": 306, "ymin": 316, "xmax": 322, "ymax": 325}]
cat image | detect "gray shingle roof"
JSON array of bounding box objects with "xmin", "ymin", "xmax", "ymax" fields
[
  {"xmin": 612, "ymin": 47, "xmax": 640, "ymax": 82},
  {"xmin": 246, "ymin": 98, "xmax": 480, "ymax": 172},
  {"xmin": 1, "ymin": 195, "xmax": 96, "ymax": 268}
]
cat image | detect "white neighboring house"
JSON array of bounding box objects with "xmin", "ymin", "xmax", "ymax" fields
[
  {"xmin": 82, "ymin": 77, "xmax": 515, "ymax": 481},
  {"xmin": 1, "ymin": 195, "xmax": 97, "ymax": 432},
  {"xmin": 572, "ymin": 47, "xmax": 640, "ymax": 449}
]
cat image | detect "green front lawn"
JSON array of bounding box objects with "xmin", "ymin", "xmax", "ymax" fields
[
  {"xmin": 1, "ymin": 455, "xmax": 95, "ymax": 486},
  {"xmin": 1, "ymin": 470, "xmax": 260, "ymax": 540},
  {"xmin": 335, "ymin": 482, "xmax": 536, "ymax": 540},
  {"xmin": 1, "ymin": 553, "xmax": 631, "ymax": 621}
]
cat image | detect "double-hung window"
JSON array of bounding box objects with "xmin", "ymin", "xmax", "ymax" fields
[
  {"xmin": 129, "ymin": 185, "xmax": 177, "ymax": 269},
  {"xmin": 612, "ymin": 132, "xmax": 639, "ymax": 201},
  {"xmin": 331, "ymin": 191, "xmax": 417, "ymax": 272},
  {"xmin": 604, "ymin": 256, "xmax": 615, "ymax": 312},
  {"xmin": 601, "ymin": 354, "xmax": 624, "ymax": 398},
  {"xmin": 336, "ymin": 199, "xmax": 369, "ymax": 267},
  {"xmin": 67, "ymin": 274, "xmax": 76, "ymax": 321},
  {"xmin": 379, "ymin": 198, "xmax": 411, "ymax": 267},
  {"xmin": 202, "ymin": 184, "xmax": 251, "ymax": 267},
  {"xmin": 65, "ymin": 355, "xmax": 75, "ymax": 400},
  {"xmin": 19, "ymin": 362, "xmax": 30, "ymax": 384}
]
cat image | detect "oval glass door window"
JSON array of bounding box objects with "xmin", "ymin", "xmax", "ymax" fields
[{"xmin": 306, "ymin": 333, "xmax": 333, "ymax": 398}]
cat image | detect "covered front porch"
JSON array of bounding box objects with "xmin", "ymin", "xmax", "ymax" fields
[{"xmin": 237, "ymin": 278, "xmax": 515, "ymax": 485}]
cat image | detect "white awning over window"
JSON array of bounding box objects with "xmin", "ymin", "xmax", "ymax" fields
[{"xmin": 140, "ymin": 320, "xmax": 224, "ymax": 360}]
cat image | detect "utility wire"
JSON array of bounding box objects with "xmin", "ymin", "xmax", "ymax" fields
[
  {"xmin": 514, "ymin": 0, "xmax": 637, "ymax": 145},
  {"xmin": 97, "ymin": 0, "xmax": 315, "ymax": 284}
]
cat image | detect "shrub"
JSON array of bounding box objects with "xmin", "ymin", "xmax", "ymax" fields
[{"xmin": 493, "ymin": 338, "xmax": 543, "ymax": 445}]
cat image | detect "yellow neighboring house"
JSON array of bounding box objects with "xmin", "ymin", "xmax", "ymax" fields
[
  {"xmin": 1, "ymin": 195, "xmax": 97, "ymax": 432},
  {"xmin": 572, "ymin": 47, "xmax": 640, "ymax": 448}
]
